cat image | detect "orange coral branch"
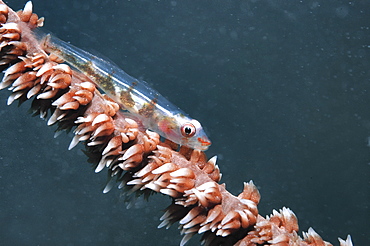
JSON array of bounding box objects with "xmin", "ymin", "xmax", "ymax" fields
[{"xmin": 0, "ymin": 2, "xmax": 354, "ymax": 246}]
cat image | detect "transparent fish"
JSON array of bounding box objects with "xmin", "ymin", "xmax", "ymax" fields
[{"xmin": 41, "ymin": 34, "xmax": 211, "ymax": 150}]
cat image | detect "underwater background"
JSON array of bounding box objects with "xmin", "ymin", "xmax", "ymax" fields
[{"xmin": 0, "ymin": 0, "xmax": 369, "ymax": 245}]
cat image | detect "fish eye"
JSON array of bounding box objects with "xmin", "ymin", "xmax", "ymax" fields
[{"xmin": 181, "ymin": 123, "xmax": 196, "ymax": 138}]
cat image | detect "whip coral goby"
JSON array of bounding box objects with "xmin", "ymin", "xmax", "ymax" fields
[
  {"xmin": 41, "ymin": 32, "xmax": 211, "ymax": 151},
  {"xmin": 0, "ymin": 1, "xmax": 355, "ymax": 246}
]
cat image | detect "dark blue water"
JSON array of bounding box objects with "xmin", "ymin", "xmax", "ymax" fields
[{"xmin": 0, "ymin": 1, "xmax": 368, "ymax": 245}]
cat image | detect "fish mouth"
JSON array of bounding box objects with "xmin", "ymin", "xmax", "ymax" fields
[{"xmin": 198, "ymin": 137, "xmax": 211, "ymax": 150}]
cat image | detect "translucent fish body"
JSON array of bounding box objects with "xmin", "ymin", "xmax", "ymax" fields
[{"xmin": 42, "ymin": 34, "xmax": 211, "ymax": 150}]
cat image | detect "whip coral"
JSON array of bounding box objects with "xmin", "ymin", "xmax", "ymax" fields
[{"xmin": 0, "ymin": 1, "xmax": 356, "ymax": 246}]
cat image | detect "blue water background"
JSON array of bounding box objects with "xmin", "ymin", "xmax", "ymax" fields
[{"xmin": 0, "ymin": 0, "xmax": 369, "ymax": 245}]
